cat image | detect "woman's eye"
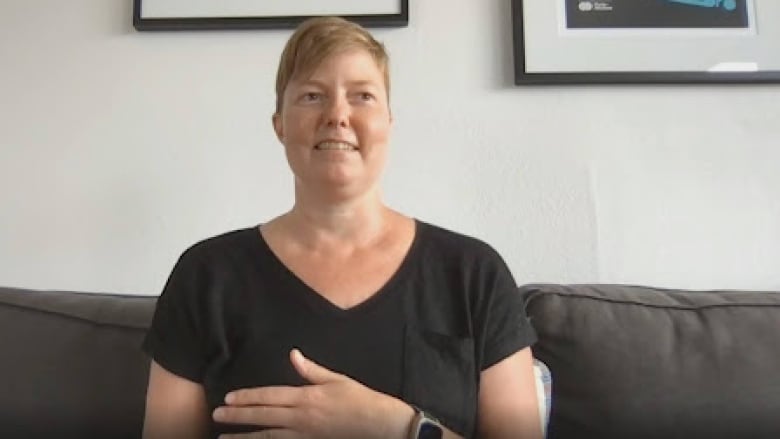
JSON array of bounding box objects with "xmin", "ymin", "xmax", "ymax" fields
[
  {"xmin": 358, "ymin": 92, "xmax": 375, "ymax": 101},
  {"xmin": 302, "ymin": 92, "xmax": 321, "ymax": 102}
]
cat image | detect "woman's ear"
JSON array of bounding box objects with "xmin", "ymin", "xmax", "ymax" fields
[{"xmin": 272, "ymin": 113, "xmax": 284, "ymax": 143}]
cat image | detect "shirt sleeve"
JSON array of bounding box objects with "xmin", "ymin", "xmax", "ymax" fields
[
  {"xmin": 142, "ymin": 247, "xmax": 209, "ymax": 382},
  {"xmin": 476, "ymin": 247, "xmax": 537, "ymax": 371}
]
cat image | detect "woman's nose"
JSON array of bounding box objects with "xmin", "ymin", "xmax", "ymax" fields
[{"xmin": 324, "ymin": 97, "xmax": 350, "ymax": 127}]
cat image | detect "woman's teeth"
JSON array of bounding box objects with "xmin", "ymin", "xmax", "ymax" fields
[{"xmin": 315, "ymin": 141, "xmax": 357, "ymax": 151}]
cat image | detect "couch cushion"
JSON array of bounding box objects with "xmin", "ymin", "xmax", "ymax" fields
[
  {"xmin": 0, "ymin": 286, "xmax": 156, "ymax": 439},
  {"xmin": 521, "ymin": 283, "xmax": 780, "ymax": 439}
]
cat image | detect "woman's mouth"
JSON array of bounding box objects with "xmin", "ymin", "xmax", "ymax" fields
[{"xmin": 314, "ymin": 141, "xmax": 358, "ymax": 151}]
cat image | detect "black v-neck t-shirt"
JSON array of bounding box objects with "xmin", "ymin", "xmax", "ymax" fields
[{"xmin": 142, "ymin": 220, "xmax": 536, "ymax": 438}]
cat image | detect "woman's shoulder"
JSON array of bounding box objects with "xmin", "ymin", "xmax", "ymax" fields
[
  {"xmin": 415, "ymin": 219, "xmax": 503, "ymax": 262},
  {"xmin": 176, "ymin": 225, "xmax": 261, "ymax": 264}
]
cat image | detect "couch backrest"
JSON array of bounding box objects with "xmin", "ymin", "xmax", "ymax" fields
[
  {"xmin": 9, "ymin": 283, "xmax": 778, "ymax": 438},
  {"xmin": 522, "ymin": 283, "xmax": 780, "ymax": 439},
  {"xmin": 0, "ymin": 286, "xmax": 157, "ymax": 439}
]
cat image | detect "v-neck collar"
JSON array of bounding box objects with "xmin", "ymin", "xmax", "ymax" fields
[{"xmin": 250, "ymin": 219, "xmax": 421, "ymax": 318}]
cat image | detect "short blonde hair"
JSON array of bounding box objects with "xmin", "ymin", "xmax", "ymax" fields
[{"xmin": 274, "ymin": 17, "xmax": 390, "ymax": 113}]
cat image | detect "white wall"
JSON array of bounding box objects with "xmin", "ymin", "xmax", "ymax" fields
[{"xmin": 1, "ymin": 0, "xmax": 778, "ymax": 295}]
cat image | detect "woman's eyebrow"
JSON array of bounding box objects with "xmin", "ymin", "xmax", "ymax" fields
[
  {"xmin": 297, "ymin": 79, "xmax": 380, "ymax": 89},
  {"xmin": 345, "ymin": 80, "xmax": 380, "ymax": 88},
  {"xmin": 294, "ymin": 79, "xmax": 325, "ymax": 88}
]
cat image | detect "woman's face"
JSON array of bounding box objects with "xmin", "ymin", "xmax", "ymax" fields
[{"xmin": 273, "ymin": 49, "xmax": 392, "ymax": 199}]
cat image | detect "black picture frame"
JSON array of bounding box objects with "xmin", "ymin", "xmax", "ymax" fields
[
  {"xmin": 133, "ymin": 0, "xmax": 409, "ymax": 31},
  {"xmin": 511, "ymin": 0, "xmax": 780, "ymax": 85}
]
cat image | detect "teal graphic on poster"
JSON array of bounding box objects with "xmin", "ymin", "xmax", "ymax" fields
[
  {"xmin": 566, "ymin": 0, "xmax": 750, "ymax": 29},
  {"xmin": 668, "ymin": 0, "xmax": 737, "ymax": 11}
]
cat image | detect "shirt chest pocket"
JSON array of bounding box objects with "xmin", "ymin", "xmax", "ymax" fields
[{"xmin": 401, "ymin": 325, "xmax": 477, "ymax": 438}]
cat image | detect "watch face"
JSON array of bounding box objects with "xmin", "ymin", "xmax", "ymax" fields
[{"xmin": 419, "ymin": 421, "xmax": 443, "ymax": 439}]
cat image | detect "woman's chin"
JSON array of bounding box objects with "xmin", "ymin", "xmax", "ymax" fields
[
  {"xmin": 318, "ymin": 166, "xmax": 362, "ymax": 186},
  {"xmin": 307, "ymin": 174, "xmax": 375, "ymax": 200}
]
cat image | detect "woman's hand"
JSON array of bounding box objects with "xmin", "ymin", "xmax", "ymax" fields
[{"xmin": 213, "ymin": 349, "xmax": 415, "ymax": 439}]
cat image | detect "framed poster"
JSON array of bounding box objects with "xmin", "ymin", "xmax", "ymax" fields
[
  {"xmin": 512, "ymin": 0, "xmax": 780, "ymax": 84},
  {"xmin": 133, "ymin": 0, "xmax": 409, "ymax": 31}
]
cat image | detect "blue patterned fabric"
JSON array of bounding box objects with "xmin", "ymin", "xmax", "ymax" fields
[{"xmin": 533, "ymin": 358, "xmax": 552, "ymax": 437}]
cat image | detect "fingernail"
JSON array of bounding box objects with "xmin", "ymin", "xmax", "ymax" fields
[
  {"xmin": 225, "ymin": 392, "xmax": 234, "ymax": 404},
  {"xmin": 213, "ymin": 408, "xmax": 225, "ymax": 420}
]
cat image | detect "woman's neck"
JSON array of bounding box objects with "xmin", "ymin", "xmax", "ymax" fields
[{"xmin": 280, "ymin": 186, "xmax": 396, "ymax": 250}]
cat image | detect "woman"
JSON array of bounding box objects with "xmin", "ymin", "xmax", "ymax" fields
[{"xmin": 142, "ymin": 17, "xmax": 542, "ymax": 439}]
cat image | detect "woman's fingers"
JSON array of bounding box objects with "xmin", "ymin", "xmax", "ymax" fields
[
  {"xmin": 219, "ymin": 428, "xmax": 299, "ymax": 439},
  {"xmin": 213, "ymin": 405, "xmax": 297, "ymax": 428},
  {"xmin": 226, "ymin": 385, "xmax": 305, "ymax": 406}
]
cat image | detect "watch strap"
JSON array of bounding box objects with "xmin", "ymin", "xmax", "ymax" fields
[{"xmin": 407, "ymin": 405, "xmax": 443, "ymax": 439}]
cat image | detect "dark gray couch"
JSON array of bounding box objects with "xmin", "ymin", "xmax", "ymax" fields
[
  {"xmin": 1, "ymin": 284, "xmax": 779, "ymax": 438},
  {"xmin": 521, "ymin": 284, "xmax": 780, "ymax": 439},
  {"xmin": 0, "ymin": 286, "xmax": 155, "ymax": 439}
]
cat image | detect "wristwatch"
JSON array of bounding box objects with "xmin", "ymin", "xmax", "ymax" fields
[{"xmin": 408, "ymin": 406, "xmax": 443, "ymax": 439}]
